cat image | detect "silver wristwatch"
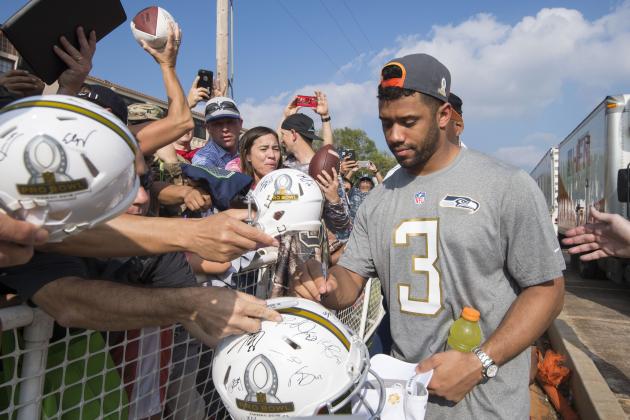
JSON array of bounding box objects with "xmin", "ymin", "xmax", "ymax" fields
[{"xmin": 472, "ymin": 346, "xmax": 498, "ymax": 379}]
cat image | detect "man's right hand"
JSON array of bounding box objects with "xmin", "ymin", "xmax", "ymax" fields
[
  {"xmin": 0, "ymin": 213, "xmax": 49, "ymax": 267},
  {"xmin": 187, "ymin": 75, "xmax": 210, "ymax": 108},
  {"xmin": 291, "ymin": 258, "xmax": 338, "ymax": 302},
  {"xmin": 186, "ymin": 209, "xmax": 279, "ymax": 262},
  {"xmin": 0, "ymin": 70, "xmax": 45, "ymax": 97},
  {"xmin": 339, "ymin": 157, "xmax": 358, "ymax": 177},
  {"xmin": 562, "ymin": 206, "xmax": 630, "ymax": 260},
  {"xmin": 183, "ymin": 187, "xmax": 212, "ymax": 211},
  {"xmin": 181, "ymin": 287, "xmax": 282, "ymax": 347}
]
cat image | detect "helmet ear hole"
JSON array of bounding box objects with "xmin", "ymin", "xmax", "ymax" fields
[
  {"xmin": 273, "ymin": 210, "xmax": 285, "ymax": 220},
  {"xmin": 223, "ymin": 365, "xmax": 231, "ymax": 386}
]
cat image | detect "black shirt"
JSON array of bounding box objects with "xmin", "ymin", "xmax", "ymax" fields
[{"xmin": 0, "ymin": 251, "xmax": 196, "ymax": 302}]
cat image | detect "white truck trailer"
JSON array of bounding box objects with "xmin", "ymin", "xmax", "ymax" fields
[
  {"xmin": 530, "ymin": 147, "xmax": 559, "ymax": 232},
  {"xmin": 556, "ymin": 94, "xmax": 630, "ymax": 281}
]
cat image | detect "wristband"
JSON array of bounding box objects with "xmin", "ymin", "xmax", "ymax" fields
[{"xmin": 321, "ymin": 116, "xmax": 331, "ymax": 122}]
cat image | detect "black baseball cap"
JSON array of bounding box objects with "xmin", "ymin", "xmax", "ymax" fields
[
  {"xmin": 77, "ymin": 84, "xmax": 128, "ymax": 124},
  {"xmin": 281, "ymin": 113, "xmax": 323, "ymax": 142},
  {"xmin": 448, "ymin": 92, "xmax": 463, "ymax": 115},
  {"xmin": 380, "ymin": 53, "xmax": 451, "ymax": 103}
]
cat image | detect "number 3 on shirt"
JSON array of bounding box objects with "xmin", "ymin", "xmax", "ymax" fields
[{"xmin": 394, "ymin": 219, "xmax": 443, "ymax": 316}]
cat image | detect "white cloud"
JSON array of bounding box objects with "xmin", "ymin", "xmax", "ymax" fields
[
  {"xmin": 387, "ymin": 4, "xmax": 630, "ymax": 118},
  {"xmin": 523, "ymin": 131, "xmax": 559, "ymax": 145},
  {"xmin": 493, "ymin": 145, "xmax": 549, "ymax": 169},
  {"xmin": 239, "ymin": 82, "xmax": 375, "ymax": 131},
  {"xmin": 238, "ymin": 2, "xmax": 630, "ymax": 142}
]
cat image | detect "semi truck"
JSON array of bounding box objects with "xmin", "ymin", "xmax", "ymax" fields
[
  {"xmin": 530, "ymin": 147, "xmax": 558, "ymax": 232},
  {"xmin": 531, "ymin": 94, "xmax": 630, "ymax": 282}
]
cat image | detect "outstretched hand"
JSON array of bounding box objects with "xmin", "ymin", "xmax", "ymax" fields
[
  {"xmin": 54, "ymin": 27, "xmax": 96, "ymax": 95},
  {"xmin": 315, "ymin": 90, "xmax": 329, "ymax": 117},
  {"xmin": 562, "ymin": 206, "xmax": 630, "ymax": 260},
  {"xmin": 141, "ymin": 22, "xmax": 181, "ymax": 68},
  {"xmin": 0, "ymin": 70, "xmax": 45, "ymax": 97},
  {"xmin": 187, "ymin": 76, "xmax": 210, "ymax": 108}
]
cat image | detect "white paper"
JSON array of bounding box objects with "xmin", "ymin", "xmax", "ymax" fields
[{"xmin": 353, "ymin": 354, "xmax": 433, "ymax": 420}]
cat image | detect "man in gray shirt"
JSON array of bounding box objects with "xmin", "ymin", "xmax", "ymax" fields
[{"xmin": 293, "ymin": 53, "xmax": 565, "ymax": 419}]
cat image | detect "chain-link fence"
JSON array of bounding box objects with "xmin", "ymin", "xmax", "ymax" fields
[{"xmin": 0, "ymin": 256, "xmax": 384, "ymax": 419}]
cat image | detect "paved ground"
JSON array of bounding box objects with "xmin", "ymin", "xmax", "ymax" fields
[{"xmin": 560, "ymin": 254, "xmax": 630, "ymax": 417}]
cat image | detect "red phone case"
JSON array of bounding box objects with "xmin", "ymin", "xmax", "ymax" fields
[{"xmin": 296, "ymin": 95, "xmax": 318, "ymax": 108}]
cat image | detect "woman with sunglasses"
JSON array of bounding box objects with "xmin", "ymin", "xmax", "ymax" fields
[{"xmin": 238, "ymin": 126, "xmax": 283, "ymax": 187}]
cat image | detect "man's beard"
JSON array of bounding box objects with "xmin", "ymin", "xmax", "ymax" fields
[{"xmin": 397, "ymin": 120, "xmax": 440, "ymax": 170}]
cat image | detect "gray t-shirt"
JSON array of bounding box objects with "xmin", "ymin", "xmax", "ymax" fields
[{"xmin": 339, "ymin": 148, "xmax": 564, "ymax": 420}]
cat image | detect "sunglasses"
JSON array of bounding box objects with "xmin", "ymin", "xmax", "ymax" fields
[{"xmin": 206, "ymin": 100, "xmax": 239, "ymax": 115}]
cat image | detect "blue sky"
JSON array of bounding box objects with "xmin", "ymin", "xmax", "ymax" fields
[{"xmin": 2, "ymin": 0, "xmax": 628, "ymax": 170}]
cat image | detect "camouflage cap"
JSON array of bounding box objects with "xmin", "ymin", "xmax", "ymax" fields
[{"xmin": 127, "ymin": 103, "xmax": 165, "ymax": 122}]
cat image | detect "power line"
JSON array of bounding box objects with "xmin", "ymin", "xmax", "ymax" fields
[
  {"xmin": 341, "ymin": 0, "xmax": 375, "ymax": 50},
  {"xmin": 319, "ymin": 0, "xmax": 360, "ymax": 55},
  {"xmin": 276, "ymin": 0, "xmax": 340, "ymax": 70}
]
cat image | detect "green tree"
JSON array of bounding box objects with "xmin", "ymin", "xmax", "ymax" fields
[{"xmin": 331, "ymin": 127, "xmax": 397, "ymax": 178}]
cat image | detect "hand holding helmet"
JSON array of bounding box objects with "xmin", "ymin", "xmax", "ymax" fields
[
  {"xmin": 0, "ymin": 95, "xmax": 139, "ymax": 242},
  {"xmin": 211, "ymin": 297, "xmax": 385, "ymax": 419}
]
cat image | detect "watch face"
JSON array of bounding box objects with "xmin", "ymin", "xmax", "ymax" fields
[{"xmin": 486, "ymin": 364, "xmax": 498, "ymax": 378}]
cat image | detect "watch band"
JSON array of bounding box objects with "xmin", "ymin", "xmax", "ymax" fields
[
  {"xmin": 321, "ymin": 116, "xmax": 331, "ymax": 122},
  {"xmin": 472, "ymin": 346, "xmax": 497, "ymax": 379}
]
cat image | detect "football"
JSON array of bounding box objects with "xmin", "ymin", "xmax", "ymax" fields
[
  {"xmin": 309, "ymin": 144, "xmax": 340, "ymax": 179},
  {"xmin": 130, "ymin": 6, "xmax": 176, "ymax": 50}
]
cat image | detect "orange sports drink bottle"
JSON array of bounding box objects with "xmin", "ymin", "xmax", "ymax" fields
[{"xmin": 447, "ymin": 307, "xmax": 482, "ymax": 352}]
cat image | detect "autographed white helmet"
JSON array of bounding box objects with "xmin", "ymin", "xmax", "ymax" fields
[
  {"xmin": 212, "ymin": 297, "xmax": 385, "ymax": 419},
  {"xmin": 250, "ymin": 168, "xmax": 323, "ymax": 237},
  {"xmin": 0, "ymin": 95, "xmax": 139, "ymax": 241}
]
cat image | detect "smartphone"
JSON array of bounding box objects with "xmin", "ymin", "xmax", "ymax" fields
[
  {"xmin": 197, "ymin": 69, "xmax": 213, "ymax": 90},
  {"xmin": 341, "ymin": 149, "xmax": 356, "ymax": 162},
  {"xmin": 357, "ymin": 160, "xmax": 371, "ymax": 168},
  {"xmin": 296, "ymin": 95, "xmax": 318, "ymax": 108}
]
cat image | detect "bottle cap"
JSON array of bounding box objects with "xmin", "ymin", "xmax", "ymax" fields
[{"xmin": 461, "ymin": 307, "xmax": 480, "ymax": 322}]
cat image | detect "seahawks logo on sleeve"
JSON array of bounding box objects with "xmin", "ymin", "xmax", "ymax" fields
[{"xmin": 439, "ymin": 195, "xmax": 480, "ymax": 213}]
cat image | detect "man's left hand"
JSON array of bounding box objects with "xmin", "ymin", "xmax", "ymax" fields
[
  {"xmin": 54, "ymin": 27, "xmax": 96, "ymax": 95},
  {"xmin": 416, "ymin": 350, "xmax": 483, "ymax": 402}
]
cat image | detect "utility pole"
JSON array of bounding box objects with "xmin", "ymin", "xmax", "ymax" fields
[{"xmin": 216, "ymin": 0, "xmax": 229, "ymax": 97}]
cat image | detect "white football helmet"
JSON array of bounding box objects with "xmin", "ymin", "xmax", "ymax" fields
[
  {"xmin": 250, "ymin": 168, "xmax": 324, "ymax": 237},
  {"xmin": 0, "ymin": 95, "xmax": 139, "ymax": 241},
  {"xmin": 212, "ymin": 297, "xmax": 385, "ymax": 419}
]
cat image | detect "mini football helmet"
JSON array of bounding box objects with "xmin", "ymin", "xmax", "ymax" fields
[
  {"xmin": 250, "ymin": 168, "xmax": 324, "ymax": 237},
  {"xmin": 0, "ymin": 95, "xmax": 139, "ymax": 241},
  {"xmin": 212, "ymin": 297, "xmax": 385, "ymax": 419}
]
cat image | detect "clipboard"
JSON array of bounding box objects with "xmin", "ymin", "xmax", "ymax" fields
[{"xmin": 2, "ymin": 0, "xmax": 126, "ymax": 84}]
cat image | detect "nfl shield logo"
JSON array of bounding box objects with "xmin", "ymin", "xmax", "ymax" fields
[{"xmin": 414, "ymin": 191, "xmax": 426, "ymax": 205}]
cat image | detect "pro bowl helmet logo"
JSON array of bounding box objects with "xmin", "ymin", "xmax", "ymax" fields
[
  {"xmin": 17, "ymin": 134, "xmax": 88, "ymax": 196},
  {"xmin": 272, "ymin": 173, "xmax": 298, "ymax": 201},
  {"xmin": 235, "ymin": 354, "xmax": 295, "ymax": 414}
]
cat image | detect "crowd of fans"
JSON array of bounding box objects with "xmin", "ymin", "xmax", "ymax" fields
[{"xmin": 0, "ymin": 21, "xmax": 409, "ymax": 418}]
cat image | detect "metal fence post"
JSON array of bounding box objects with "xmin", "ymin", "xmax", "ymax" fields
[{"xmin": 17, "ymin": 308, "xmax": 54, "ymax": 420}]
